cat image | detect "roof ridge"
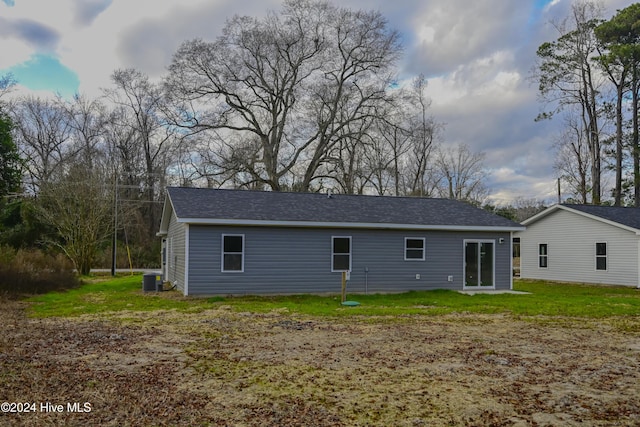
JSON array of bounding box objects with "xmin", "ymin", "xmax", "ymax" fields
[
  {"xmin": 167, "ymin": 186, "xmax": 455, "ymax": 202},
  {"xmin": 166, "ymin": 186, "xmax": 464, "ymax": 203},
  {"xmin": 563, "ymin": 203, "xmax": 638, "ymax": 208}
]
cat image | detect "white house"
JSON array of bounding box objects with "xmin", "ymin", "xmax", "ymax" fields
[{"xmin": 516, "ymin": 204, "xmax": 640, "ymax": 287}]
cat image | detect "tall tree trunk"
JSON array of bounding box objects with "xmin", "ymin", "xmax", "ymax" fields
[
  {"xmin": 615, "ymin": 83, "xmax": 624, "ymax": 206},
  {"xmin": 633, "ymin": 74, "xmax": 640, "ymax": 207},
  {"xmin": 587, "ymin": 75, "xmax": 601, "ymax": 205}
]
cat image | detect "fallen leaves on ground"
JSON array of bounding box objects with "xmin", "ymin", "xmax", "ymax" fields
[{"xmin": 1, "ymin": 299, "xmax": 639, "ymax": 426}]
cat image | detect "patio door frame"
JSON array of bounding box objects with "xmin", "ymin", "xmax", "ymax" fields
[{"xmin": 463, "ymin": 239, "xmax": 496, "ymax": 290}]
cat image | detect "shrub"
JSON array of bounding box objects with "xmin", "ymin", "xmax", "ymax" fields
[{"xmin": 0, "ymin": 246, "xmax": 80, "ymax": 294}]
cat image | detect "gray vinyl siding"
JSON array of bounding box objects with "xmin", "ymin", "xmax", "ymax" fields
[
  {"xmin": 186, "ymin": 225, "xmax": 512, "ymax": 295},
  {"xmin": 517, "ymin": 209, "xmax": 639, "ymax": 286},
  {"xmin": 166, "ymin": 211, "xmax": 186, "ymax": 292}
]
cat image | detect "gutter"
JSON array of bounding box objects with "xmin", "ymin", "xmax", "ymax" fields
[{"xmin": 175, "ymin": 217, "xmax": 525, "ymax": 233}]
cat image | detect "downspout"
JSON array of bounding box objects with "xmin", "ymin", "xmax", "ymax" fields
[
  {"xmin": 364, "ymin": 266, "xmax": 369, "ymax": 294},
  {"xmin": 161, "ymin": 238, "xmax": 167, "ymax": 281},
  {"xmin": 184, "ymin": 224, "xmax": 190, "ymax": 296},
  {"xmin": 637, "ymin": 234, "xmax": 640, "ymax": 288},
  {"xmin": 509, "ymin": 232, "xmax": 514, "ymax": 290}
]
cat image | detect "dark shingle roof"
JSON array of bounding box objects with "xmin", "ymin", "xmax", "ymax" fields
[
  {"xmin": 563, "ymin": 204, "xmax": 640, "ymax": 230},
  {"xmin": 164, "ymin": 187, "xmax": 522, "ymax": 230}
]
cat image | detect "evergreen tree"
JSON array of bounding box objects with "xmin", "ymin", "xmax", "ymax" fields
[{"xmin": 0, "ymin": 113, "xmax": 22, "ymax": 197}]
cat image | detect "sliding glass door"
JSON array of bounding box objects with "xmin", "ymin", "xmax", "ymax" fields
[{"xmin": 464, "ymin": 240, "xmax": 495, "ymax": 288}]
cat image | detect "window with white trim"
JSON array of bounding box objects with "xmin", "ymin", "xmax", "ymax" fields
[
  {"xmin": 596, "ymin": 242, "xmax": 607, "ymax": 271},
  {"xmin": 332, "ymin": 236, "xmax": 351, "ymax": 272},
  {"xmin": 222, "ymin": 234, "xmax": 244, "ymax": 272},
  {"xmin": 538, "ymin": 243, "xmax": 548, "ymax": 268},
  {"xmin": 405, "ymin": 238, "xmax": 425, "ymax": 261}
]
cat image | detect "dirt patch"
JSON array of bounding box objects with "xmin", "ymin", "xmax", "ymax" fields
[{"xmin": 1, "ymin": 300, "xmax": 639, "ymax": 426}]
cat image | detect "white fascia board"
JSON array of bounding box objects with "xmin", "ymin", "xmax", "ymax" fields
[
  {"xmin": 157, "ymin": 196, "xmax": 176, "ymax": 235},
  {"xmin": 175, "ymin": 217, "xmax": 525, "ymax": 232}
]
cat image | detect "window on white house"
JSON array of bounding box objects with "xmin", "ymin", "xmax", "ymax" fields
[
  {"xmin": 222, "ymin": 234, "xmax": 244, "ymax": 272},
  {"xmin": 332, "ymin": 236, "xmax": 351, "ymax": 271},
  {"xmin": 405, "ymin": 238, "xmax": 425, "ymax": 261},
  {"xmin": 596, "ymin": 242, "xmax": 607, "ymax": 271},
  {"xmin": 539, "ymin": 244, "xmax": 548, "ymax": 268}
]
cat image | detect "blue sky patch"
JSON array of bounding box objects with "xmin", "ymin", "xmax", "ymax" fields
[
  {"xmin": 528, "ymin": 0, "xmax": 556, "ymax": 28},
  {"xmin": 533, "ymin": 0, "xmax": 554, "ymax": 11},
  {"xmin": 3, "ymin": 54, "xmax": 79, "ymax": 97},
  {"xmin": 2, "ymin": 0, "xmax": 15, "ymax": 6}
]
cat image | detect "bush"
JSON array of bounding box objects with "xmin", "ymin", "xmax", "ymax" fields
[{"xmin": 0, "ymin": 246, "xmax": 80, "ymax": 294}]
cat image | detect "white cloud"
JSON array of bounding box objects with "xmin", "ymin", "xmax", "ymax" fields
[
  {"xmin": 417, "ymin": 26, "xmax": 436, "ymax": 45},
  {"xmin": 0, "ymin": 38, "xmax": 32, "ymax": 68},
  {"xmin": 53, "ymin": 0, "xmax": 184, "ymax": 96},
  {"xmin": 5, "ymin": 0, "xmax": 632, "ymax": 203},
  {"xmin": 56, "ymin": 0, "xmax": 281, "ymax": 97},
  {"xmin": 407, "ymin": 0, "xmax": 532, "ymax": 76},
  {"xmin": 7, "ymin": 83, "xmax": 64, "ymax": 101},
  {"xmin": 487, "ymin": 167, "xmax": 559, "ymax": 205},
  {"xmin": 425, "ymin": 50, "xmax": 523, "ymax": 106},
  {"xmin": 73, "ymin": 0, "xmax": 112, "ymax": 27},
  {"xmin": 543, "ymin": 0, "xmax": 563, "ymax": 13}
]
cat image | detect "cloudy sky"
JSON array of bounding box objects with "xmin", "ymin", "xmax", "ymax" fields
[{"xmin": 0, "ymin": 0, "xmax": 635, "ymax": 204}]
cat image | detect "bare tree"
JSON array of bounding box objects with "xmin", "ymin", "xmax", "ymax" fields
[
  {"xmin": 362, "ymin": 121, "xmax": 400, "ymax": 195},
  {"xmin": 35, "ymin": 164, "xmax": 113, "ymax": 275},
  {"xmin": 355, "ymin": 75, "xmax": 440, "ymax": 197},
  {"xmin": 104, "ymin": 68, "xmax": 176, "ymax": 235},
  {"xmin": 324, "ymin": 118, "xmax": 374, "ymax": 194},
  {"xmin": 533, "ymin": 0, "xmax": 606, "ymax": 204},
  {"xmin": 63, "ymin": 94, "xmax": 108, "ymax": 169},
  {"xmin": 433, "ymin": 143, "xmax": 489, "ymax": 205},
  {"xmin": 103, "ymin": 106, "xmax": 140, "ymax": 184},
  {"xmin": 11, "ymin": 96, "xmax": 74, "ymax": 193},
  {"xmin": 404, "ymin": 75, "xmax": 439, "ymax": 196},
  {"xmin": 0, "ymin": 73, "xmax": 16, "ymax": 104},
  {"xmin": 165, "ymin": 0, "xmax": 401, "ymax": 191},
  {"xmin": 369, "ymin": 99, "xmax": 412, "ymax": 196},
  {"xmin": 512, "ymin": 198, "xmax": 548, "ymax": 222},
  {"xmin": 554, "ymin": 108, "xmax": 593, "ymax": 203}
]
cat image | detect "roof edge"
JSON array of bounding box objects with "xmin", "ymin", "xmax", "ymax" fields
[
  {"xmin": 177, "ymin": 217, "xmax": 525, "ymax": 232},
  {"xmin": 157, "ymin": 192, "xmax": 175, "ymax": 235},
  {"xmin": 521, "ymin": 204, "xmax": 561, "ymax": 225},
  {"xmin": 522, "ymin": 204, "xmax": 640, "ymax": 233}
]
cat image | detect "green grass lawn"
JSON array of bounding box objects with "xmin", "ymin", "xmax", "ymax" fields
[
  {"xmin": 26, "ymin": 274, "xmax": 640, "ymax": 319},
  {"xmin": 27, "ymin": 275, "xmax": 212, "ymax": 317}
]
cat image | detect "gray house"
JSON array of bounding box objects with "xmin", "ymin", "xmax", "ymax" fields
[
  {"xmin": 157, "ymin": 187, "xmax": 524, "ymax": 296},
  {"xmin": 516, "ymin": 204, "xmax": 640, "ymax": 287}
]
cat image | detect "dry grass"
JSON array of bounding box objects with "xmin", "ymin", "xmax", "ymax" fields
[{"xmin": 1, "ymin": 298, "xmax": 640, "ymax": 426}]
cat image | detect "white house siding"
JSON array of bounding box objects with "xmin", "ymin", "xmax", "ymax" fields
[{"xmin": 518, "ymin": 209, "xmax": 639, "ymax": 286}]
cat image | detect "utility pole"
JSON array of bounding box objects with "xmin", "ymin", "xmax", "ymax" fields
[
  {"xmin": 557, "ymin": 178, "xmax": 562, "ymax": 204},
  {"xmin": 111, "ymin": 175, "xmax": 118, "ymax": 276}
]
